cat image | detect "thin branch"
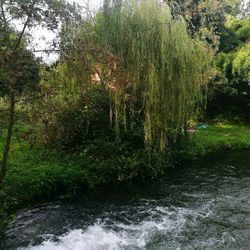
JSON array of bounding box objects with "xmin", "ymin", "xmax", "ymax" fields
[
  {"xmin": 15, "ymin": 0, "xmax": 37, "ymax": 49},
  {"xmin": 31, "ymin": 49, "xmax": 60, "ymax": 53},
  {"xmin": 0, "ymin": 0, "xmax": 8, "ymax": 31}
]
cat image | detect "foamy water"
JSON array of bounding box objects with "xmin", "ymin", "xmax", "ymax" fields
[
  {"xmin": 25, "ymin": 227, "xmax": 128, "ymax": 250},
  {"xmin": 22, "ymin": 202, "xmax": 217, "ymax": 250},
  {"xmin": 2, "ymin": 151, "xmax": 250, "ymax": 250}
]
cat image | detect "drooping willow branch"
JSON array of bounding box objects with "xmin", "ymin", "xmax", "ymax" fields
[
  {"xmin": 100, "ymin": 0, "xmax": 212, "ymax": 151},
  {"xmin": 57, "ymin": 0, "xmax": 213, "ymax": 152}
]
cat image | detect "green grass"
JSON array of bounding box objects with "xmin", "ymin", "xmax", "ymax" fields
[
  {"xmin": 192, "ymin": 124, "xmax": 250, "ymax": 155},
  {"xmin": 0, "ymin": 123, "xmax": 147, "ymax": 236},
  {"xmin": 0, "ymin": 126, "xmax": 90, "ymax": 235},
  {"xmin": 0, "ymin": 123, "xmax": 250, "ymax": 237}
]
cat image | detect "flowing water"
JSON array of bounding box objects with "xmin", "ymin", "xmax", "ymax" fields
[{"xmin": 1, "ymin": 150, "xmax": 250, "ymax": 250}]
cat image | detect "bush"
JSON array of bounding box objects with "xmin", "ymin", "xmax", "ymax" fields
[{"xmin": 26, "ymin": 85, "xmax": 113, "ymax": 150}]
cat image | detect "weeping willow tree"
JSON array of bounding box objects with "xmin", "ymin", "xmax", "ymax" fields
[
  {"xmin": 99, "ymin": 0, "xmax": 212, "ymax": 151},
  {"xmin": 54, "ymin": 0, "xmax": 212, "ymax": 152}
]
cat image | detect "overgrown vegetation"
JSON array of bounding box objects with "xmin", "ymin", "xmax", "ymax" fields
[
  {"xmin": 0, "ymin": 119, "xmax": 166, "ymax": 235},
  {"xmin": 1, "ymin": 122, "xmax": 250, "ymax": 236},
  {"xmin": 0, "ymin": 0, "xmax": 249, "ymax": 240},
  {"xmin": 207, "ymin": 15, "xmax": 250, "ymax": 121}
]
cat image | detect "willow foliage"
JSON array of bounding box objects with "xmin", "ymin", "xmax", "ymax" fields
[{"xmin": 99, "ymin": 0, "xmax": 212, "ymax": 151}]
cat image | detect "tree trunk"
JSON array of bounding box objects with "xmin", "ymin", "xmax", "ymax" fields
[{"xmin": 0, "ymin": 92, "xmax": 15, "ymax": 184}]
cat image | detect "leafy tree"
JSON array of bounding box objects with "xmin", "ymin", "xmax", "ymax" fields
[
  {"xmin": 166, "ymin": 0, "xmax": 242, "ymax": 50},
  {"xmin": 219, "ymin": 15, "xmax": 250, "ymax": 52},
  {"xmin": 102, "ymin": 0, "xmax": 213, "ymax": 151},
  {"xmin": 0, "ymin": 0, "xmax": 80, "ymax": 184},
  {"xmin": 233, "ymin": 43, "xmax": 250, "ymax": 82},
  {"xmin": 207, "ymin": 14, "xmax": 250, "ymax": 121},
  {"xmin": 55, "ymin": 0, "xmax": 212, "ymax": 152}
]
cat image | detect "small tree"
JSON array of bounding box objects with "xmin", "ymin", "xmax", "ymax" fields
[
  {"xmin": 0, "ymin": 0, "xmax": 80, "ymax": 184},
  {"xmin": 0, "ymin": 37, "xmax": 40, "ymax": 183}
]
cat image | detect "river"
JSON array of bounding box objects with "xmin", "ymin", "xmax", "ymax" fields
[{"xmin": 1, "ymin": 150, "xmax": 250, "ymax": 249}]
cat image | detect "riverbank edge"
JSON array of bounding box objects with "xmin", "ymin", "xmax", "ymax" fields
[{"xmin": 1, "ymin": 123, "xmax": 250, "ymax": 239}]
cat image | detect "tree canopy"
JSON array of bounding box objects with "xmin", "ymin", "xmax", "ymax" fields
[{"xmin": 56, "ymin": 0, "xmax": 212, "ymax": 151}]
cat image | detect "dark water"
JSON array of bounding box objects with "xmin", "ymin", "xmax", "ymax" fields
[{"xmin": 2, "ymin": 151, "xmax": 250, "ymax": 250}]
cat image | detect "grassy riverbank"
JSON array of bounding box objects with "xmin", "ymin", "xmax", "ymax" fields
[
  {"xmin": 1, "ymin": 123, "xmax": 250, "ymax": 236},
  {"xmin": 193, "ymin": 124, "xmax": 250, "ymax": 154}
]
